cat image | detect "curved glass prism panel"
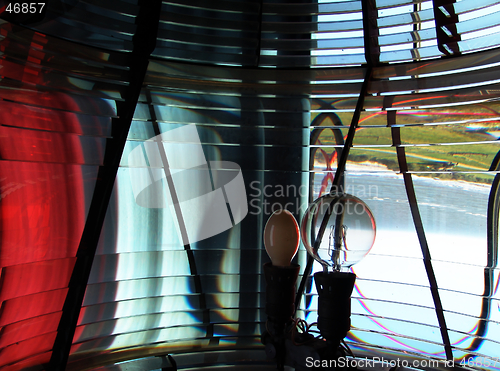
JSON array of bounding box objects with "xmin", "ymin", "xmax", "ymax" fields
[
  {"xmin": 1, "ymin": 1, "xmax": 500, "ymax": 370},
  {"xmin": 71, "ymin": 60, "xmax": 312, "ymax": 366},
  {"xmin": 0, "ymin": 18, "xmax": 128, "ymax": 371}
]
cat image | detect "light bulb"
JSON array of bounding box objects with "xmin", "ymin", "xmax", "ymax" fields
[
  {"xmin": 263, "ymin": 209, "xmax": 300, "ymax": 266},
  {"xmin": 300, "ymin": 193, "xmax": 376, "ymax": 272}
]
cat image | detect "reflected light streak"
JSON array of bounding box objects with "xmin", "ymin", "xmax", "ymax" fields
[
  {"xmin": 352, "ymin": 285, "xmax": 400, "ymax": 336},
  {"xmin": 388, "ymin": 95, "xmax": 448, "ymax": 109},
  {"xmin": 112, "ymin": 296, "xmax": 195, "ymax": 319},
  {"xmin": 151, "ymin": 91, "xmax": 241, "ymax": 110},
  {"xmin": 106, "ymin": 327, "xmax": 206, "ymax": 350},
  {"xmin": 347, "ymin": 330, "xmax": 447, "ymax": 358},
  {"xmin": 212, "ymin": 294, "xmax": 240, "ymax": 310},
  {"xmin": 315, "ymin": 127, "xmax": 368, "ymax": 196},
  {"xmin": 219, "ymin": 231, "xmax": 242, "ymax": 275},
  {"xmin": 219, "ymin": 338, "xmax": 238, "ymax": 347},
  {"xmin": 109, "ymin": 312, "xmax": 200, "ymax": 337},
  {"xmin": 213, "ymin": 315, "xmax": 242, "ymax": 336},
  {"xmin": 115, "ymin": 252, "xmax": 191, "ymax": 280},
  {"xmin": 452, "ymin": 324, "xmax": 477, "ymax": 348},
  {"xmin": 398, "ymin": 111, "xmax": 496, "ymax": 116},
  {"xmin": 406, "ymin": 60, "xmax": 500, "ymax": 78},
  {"xmin": 494, "ymin": 272, "xmax": 500, "ymax": 296},
  {"xmin": 216, "ymin": 227, "xmax": 242, "ymax": 330},
  {"xmin": 348, "ymin": 293, "xmax": 447, "ymax": 359},
  {"xmin": 113, "ymin": 277, "xmax": 193, "ymax": 301}
]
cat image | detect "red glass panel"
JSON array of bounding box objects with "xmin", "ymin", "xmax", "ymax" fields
[
  {"xmin": 0, "ymin": 126, "xmax": 104, "ymax": 164},
  {"xmin": 0, "ymin": 312, "xmax": 61, "ymax": 349},
  {"xmin": 0, "ymin": 351, "xmax": 52, "ymax": 371},
  {"xmin": 0, "ymin": 83, "xmax": 116, "ymax": 116},
  {"xmin": 0, "ymin": 258, "xmax": 75, "ymax": 302},
  {"xmin": 0, "ymin": 162, "xmax": 87, "ymax": 267},
  {"xmin": 0, "ymin": 58, "xmax": 44, "ymax": 85},
  {"xmin": 0, "ymin": 100, "xmax": 112, "ymax": 136},
  {"xmin": 0, "ymin": 289, "xmax": 67, "ymax": 327},
  {"xmin": 0, "ymin": 332, "xmax": 56, "ymax": 368}
]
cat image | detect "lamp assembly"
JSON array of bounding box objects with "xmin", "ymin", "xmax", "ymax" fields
[{"xmin": 261, "ymin": 194, "xmax": 376, "ymax": 370}]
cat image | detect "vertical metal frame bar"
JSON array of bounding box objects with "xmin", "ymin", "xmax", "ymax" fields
[
  {"xmin": 467, "ymin": 151, "xmax": 500, "ymax": 351},
  {"xmin": 362, "ymin": 0, "xmax": 380, "ymax": 66},
  {"xmin": 432, "ymin": 0, "xmax": 461, "ymax": 56},
  {"xmin": 386, "ymin": 96, "xmax": 454, "ymax": 361}
]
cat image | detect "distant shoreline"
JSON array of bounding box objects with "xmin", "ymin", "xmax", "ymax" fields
[{"xmin": 313, "ymin": 161, "xmax": 493, "ymax": 189}]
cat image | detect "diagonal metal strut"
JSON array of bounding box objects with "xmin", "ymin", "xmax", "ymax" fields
[{"xmin": 47, "ymin": 1, "xmax": 163, "ymax": 369}]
